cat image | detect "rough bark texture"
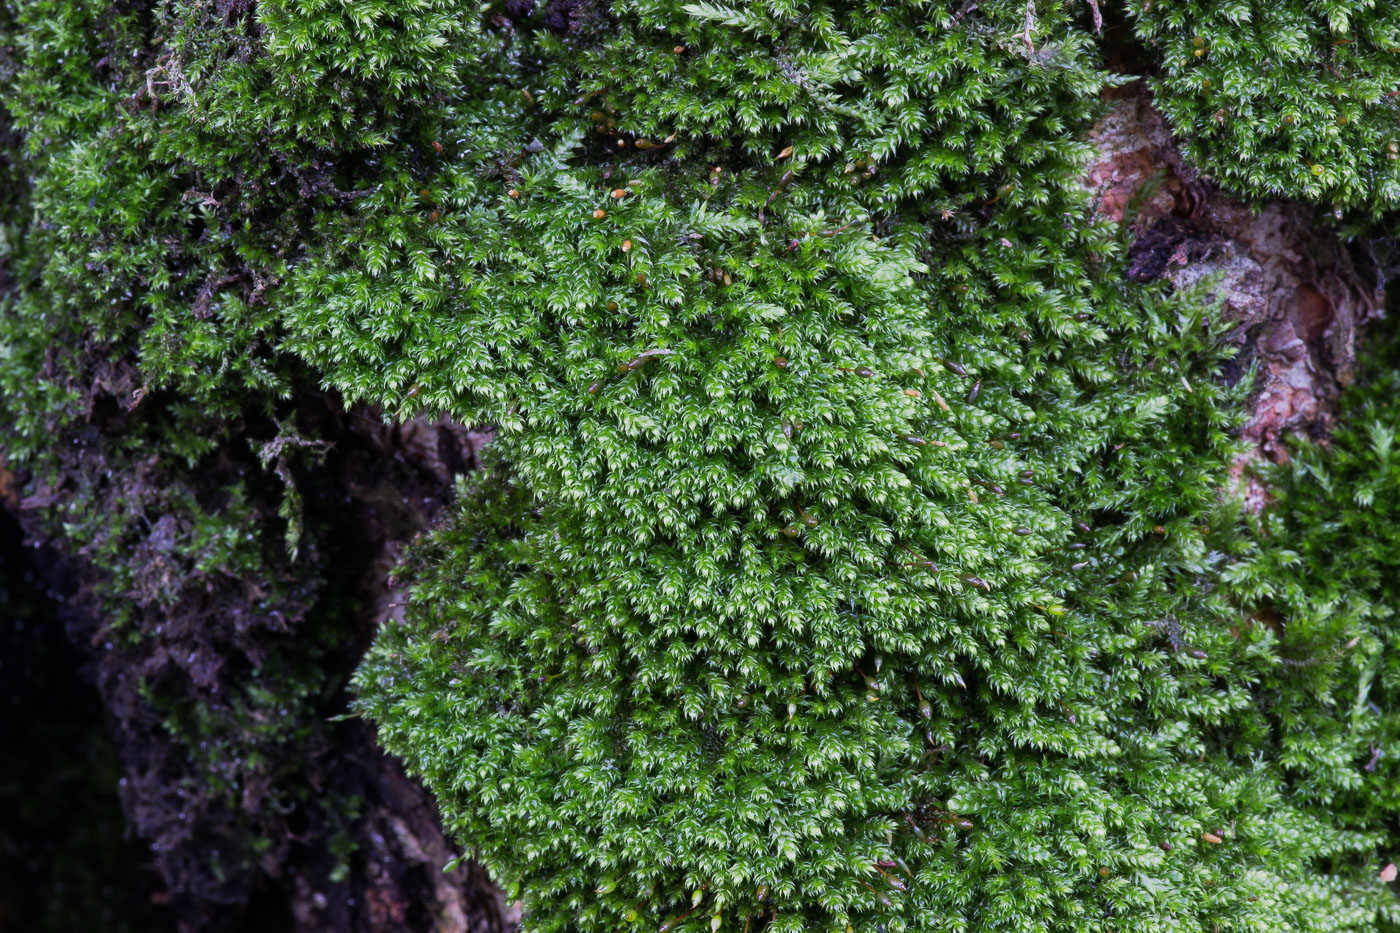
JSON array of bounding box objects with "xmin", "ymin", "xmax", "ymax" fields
[
  {"xmin": 1084, "ymin": 84, "xmax": 1387, "ymax": 508},
  {"xmin": 1, "ymin": 402, "xmax": 511, "ymax": 933},
  {"xmin": 0, "ymin": 508, "xmax": 175, "ymax": 933}
]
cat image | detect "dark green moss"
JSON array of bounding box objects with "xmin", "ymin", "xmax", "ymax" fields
[
  {"xmin": 1224, "ymin": 314, "xmax": 1400, "ymax": 842},
  {"xmin": 0, "ymin": 0, "xmax": 471, "ymax": 919}
]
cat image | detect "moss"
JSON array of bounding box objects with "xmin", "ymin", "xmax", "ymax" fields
[
  {"xmin": 1129, "ymin": 0, "xmax": 1400, "ymax": 212},
  {"xmin": 325, "ymin": 4, "xmax": 1392, "ymax": 931},
  {"xmin": 1, "ymin": 0, "xmax": 1399, "ymax": 930},
  {"xmin": 1223, "ymin": 315, "xmax": 1400, "ymax": 847},
  {"xmin": 0, "ymin": 0, "xmax": 463, "ymax": 914}
]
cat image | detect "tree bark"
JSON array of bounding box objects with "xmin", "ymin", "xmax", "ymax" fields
[
  {"xmin": 1084, "ymin": 83, "xmax": 1387, "ymax": 508},
  {"xmin": 1, "ymin": 403, "xmax": 514, "ymax": 933}
]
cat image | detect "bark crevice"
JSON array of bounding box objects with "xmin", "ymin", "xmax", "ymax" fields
[{"xmin": 1085, "ymin": 85, "xmax": 1387, "ymax": 507}]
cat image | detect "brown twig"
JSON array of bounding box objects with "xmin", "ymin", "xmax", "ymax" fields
[{"xmin": 1084, "ymin": 0, "xmax": 1102, "ymax": 35}]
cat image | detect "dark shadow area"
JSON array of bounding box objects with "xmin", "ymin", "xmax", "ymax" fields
[{"xmin": 0, "ymin": 506, "xmax": 175, "ymax": 933}]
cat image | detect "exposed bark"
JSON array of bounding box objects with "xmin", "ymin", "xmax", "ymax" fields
[
  {"xmin": 1, "ymin": 397, "xmax": 510, "ymax": 932},
  {"xmin": 1084, "ymin": 84, "xmax": 1387, "ymax": 508}
]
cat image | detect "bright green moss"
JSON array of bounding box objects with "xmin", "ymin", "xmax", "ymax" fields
[
  {"xmin": 1130, "ymin": 0, "xmax": 1400, "ymax": 212},
  {"xmin": 325, "ymin": 3, "xmax": 1398, "ymax": 931},
  {"xmin": 155, "ymin": 0, "xmax": 477, "ymax": 159}
]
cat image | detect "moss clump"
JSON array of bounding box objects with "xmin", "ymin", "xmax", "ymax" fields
[
  {"xmin": 1223, "ymin": 318, "xmax": 1400, "ymax": 852},
  {"xmin": 2, "ymin": 0, "xmax": 1399, "ymax": 930},
  {"xmin": 0, "ymin": 0, "xmax": 465, "ymax": 914},
  {"xmin": 1130, "ymin": 0, "xmax": 1400, "ymax": 212},
  {"xmin": 330, "ymin": 3, "xmax": 1396, "ymax": 931}
]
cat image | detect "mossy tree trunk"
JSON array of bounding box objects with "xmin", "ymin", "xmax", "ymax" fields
[
  {"xmin": 1, "ymin": 391, "xmax": 513, "ymax": 932},
  {"xmin": 1, "ymin": 91, "xmax": 1385, "ymax": 930},
  {"xmin": 4, "ymin": 2, "xmax": 1400, "ymax": 931}
]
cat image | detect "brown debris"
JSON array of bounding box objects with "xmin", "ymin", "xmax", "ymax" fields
[{"xmin": 1084, "ymin": 86, "xmax": 1386, "ymax": 509}]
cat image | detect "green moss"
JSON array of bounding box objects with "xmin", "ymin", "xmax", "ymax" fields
[
  {"xmin": 1223, "ymin": 318, "xmax": 1400, "ymax": 842},
  {"xmin": 0, "ymin": 0, "xmax": 447, "ymax": 899},
  {"xmin": 2, "ymin": 0, "xmax": 1399, "ymax": 929},
  {"xmin": 1129, "ymin": 0, "xmax": 1400, "ymax": 212},
  {"xmin": 324, "ymin": 4, "xmax": 1394, "ymax": 931}
]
